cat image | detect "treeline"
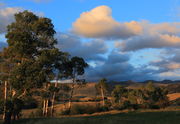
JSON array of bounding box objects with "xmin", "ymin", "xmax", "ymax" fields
[
  {"xmin": 97, "ymin": 79, "xmax": 169, "ymax": 110},
  {"xmin": 0, "ymin": 11, "xmax": 88, "ymax": 124},
  {"xmin": 58, "ymin": 79, "xmax": 169, "ymax": 115},
  {"xmin": 110, "ymin": 82, "xmax": 169, "ymax": 110}
]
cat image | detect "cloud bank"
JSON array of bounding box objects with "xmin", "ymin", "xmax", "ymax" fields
[{"xmin": 73, "ymin": 6, "xmax": 180, "ymax": 52}]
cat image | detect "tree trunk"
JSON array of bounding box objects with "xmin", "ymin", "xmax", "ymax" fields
[
  {"xmin": 43, "ymin": 100, "xmax": 46, "ymax": 116},
  {"xmin": 45, "ymin": 99, "xmax": 49, "ymax": 117},
  {"xmin": 3, "ymin": 112, "xmax": 11, "ymax": 124},
  {"xmin": 3, "ymin": 81, "xmax": 7, "ymax": 120},
  {"xmin": 68, "ymin": 83, "xmax": 75, "ymax": 111},
  {"xmin": 51, "ymin": 82, "xmax": 58, "ymax": 117},
  {"xmin": 101, "ymin": 87, "xmax": 105, "ymax": 106}
]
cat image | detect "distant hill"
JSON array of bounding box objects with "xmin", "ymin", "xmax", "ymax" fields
[
  {"xmin": 166, "ymin": 83, "xmax": 180, "ymax": 93},
  {"xmin": 141, "ymin": 80, "xmax": 180, "ymax": 84}
]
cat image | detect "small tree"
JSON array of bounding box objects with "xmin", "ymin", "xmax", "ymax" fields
[
  {"xmin": 95, "ymin": 78, "xmax": 108, "ymax": 106},
  {"xmin": 112, "ymin": 85, "xmax": 127, "ymax": 104},
  {"xmin": 66, "ymin": 56, "xmax": 88, "ymax": 110}
]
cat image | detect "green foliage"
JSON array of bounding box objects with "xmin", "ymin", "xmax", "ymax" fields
[
  {"xmin": 145, "ymin": 82, "xmax": 155, "ymax": 92},
  {"xmin": 48, "ymin": 85, "xmax": 60, "ymax": 93},
  {"xmin": 111, "ymin": 82, "xmax": 170, "ymax": 110},
  {"xmin": 63, "ymin": 56, "xmax": 88, "ymax": 80},
  {"xmin": 95, "ymin": 78, "xmax": 109, "ymax": 95},
  {"xmin": 22, "ymin": 97, "xmax": 38, "ymax": 109},
  {"xmin": 0, "ymin": 10, "xmax": 68, "ymax": 91},
  {"xmin": 112, "ymin": 85, "xmax": 127, "ymax": 103},
  {"xmin": 60, "ymin": 104, "xmax": 109, "ymax": 115}
]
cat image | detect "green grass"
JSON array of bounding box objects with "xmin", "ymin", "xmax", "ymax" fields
[{"xmin": 1, "ymin": 111, "xmax": 180, "ymax": 124}]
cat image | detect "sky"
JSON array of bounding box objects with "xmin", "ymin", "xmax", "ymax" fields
[{"xmin": 1, "ymin": 0, "xmax": 180, "ymax": 81}]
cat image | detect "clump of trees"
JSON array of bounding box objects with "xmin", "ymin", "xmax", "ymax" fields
[
  {"xmin": 0, "ymin": 10, "xmax": 88, "ymax": 124},
  {"xmin": 111, "ymin": 82, "xmax": 169, "ymax": 110},
  {"xmin": 60, "ymin": 80, "xmax": 170, "ymax": 116}
]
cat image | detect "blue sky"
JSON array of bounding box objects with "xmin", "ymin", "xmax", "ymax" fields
[
  {"xmin": 3, "ymin": 0, "xmax": 180, "ymax": 31},
  {"xmin": 1, "ymin": 0, "xmax": 180, "ymax": 81}
]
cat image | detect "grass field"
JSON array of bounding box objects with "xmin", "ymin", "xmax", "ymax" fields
[{"xmin": 5, "ymin": 111, "xmax": 180, "ymax": 124}]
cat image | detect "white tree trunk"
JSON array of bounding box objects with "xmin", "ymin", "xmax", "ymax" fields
[
  {"xmin": 51, "ymin": 82, "xmax": 57, "ymax": 116},
  {"xmin": 3, "ymin": 81, "xmax": 7, "ymax": 120},
  {"xmin": 45, "ymin": 99, "xmax": 49, "ymax": 117},
  {"xmin": 101, "ymin": 87, "xmax": 105, "ymax": 106},
  {"xmin": 43, "ymin": 100, "xmax": 46, "ymax": 116},
  {"xmin": 68, "ymin": 84, "xmax": 75, "ymax": 110}
]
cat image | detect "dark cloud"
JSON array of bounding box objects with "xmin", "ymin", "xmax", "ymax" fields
[
  {"xmin": 56, "ymin": 32, "xmax": 107, "ymax": 61},
  {"xmin": 106, "ymin": 51, "xmax": 130, "ymax": 64},
  {"xmin": 118, "ymin": 33, "xmax": 180, "ymax": 52},
  {"xmin": 85, "ymin": 52, "xmax": 157, "ymax": 81}
]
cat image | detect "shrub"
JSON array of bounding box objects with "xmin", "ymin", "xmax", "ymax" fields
[
  {"xmin": 59, "ymin": 104, "xmax": 109, "ymax": 115},
  {"xmin": 149, "ymin": 104, "xmax": 160, "ymax": 109},
  {"xmin": 22, "ymin": 97, "xmax": 38, "ymax": 109},
  {"xmin": 59, "ymin": 109, "xmax": 70, "ymax": 115}
]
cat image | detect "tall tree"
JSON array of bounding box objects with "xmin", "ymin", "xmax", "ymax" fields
[
  {"xmin": 0, "ymin": 10, "xmax": 68, "ymax": 123},
  {"xmin": 95, "ymin": 78, "xmax": 108, "ymax": 106},
  {"xmin": 66, "ymin": 56, "xmax": 88, "ymax": 110}
]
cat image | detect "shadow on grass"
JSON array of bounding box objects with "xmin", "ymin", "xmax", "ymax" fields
[{"xmin": 10, "ymin": 111, "xmax": 180, "ymax": 124}]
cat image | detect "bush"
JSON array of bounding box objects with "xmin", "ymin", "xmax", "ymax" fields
[
  {"xmin": 130, "ymin": 104, "xmax": 140, "ymax": 110},
  {"xmin": 60, "ymin": 104, "xmax": 109, "ymax": 115},
  {"xmin": 112, "ymin": 101, "xmax": 140, "ymax": 110},
  {"xmin": 22, "ymin": 97, "xmax": 38, "ymax": 109},
  {"xmin": 35, "ymin": 108, "xmax": 43, "ymax": 117},
  {"xmin": 149, "ymin": 104, "xmax": 160, "ymax": 109},
  {"xmin": 59, "ymin": 109, "xmax": 70, "ymax": 115}
]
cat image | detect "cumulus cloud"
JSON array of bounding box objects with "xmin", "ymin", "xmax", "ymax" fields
[
  {"xmin": 0, "ymin": 7, "xmax": 22, "ymax": 34},
  {"xmin": 72, "ymin": 5, "xmax": 180, "ymax": 53},
  {"xmin": 56, "ymin": 32, "xmax": 107, "ymax": 61},
  {"xmin": 114, "ymin": 21, "xmax": 180, "ymax": 51},
  {"xmin": 72, "ymin": 6, "xmax": 142, "ymax": 39},
  {"xmin": 119, "ymin": 33, "xmax": 180, "ymax": 51}
]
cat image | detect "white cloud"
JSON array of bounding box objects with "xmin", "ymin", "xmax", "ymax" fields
[
  {"xmin": 56, "ymin": 32, "xmax": 108, "ymax": 61},
  {"xmin": 0, "ymin": 7, "xmax": 22, "ymax": 33},
  {"xmin": 72, "ymin": 6, "xmax": 142, "ymax": 39},
  {"xmin": 72, "ymin": 6, "xmax": 180, "ymax": 51}
]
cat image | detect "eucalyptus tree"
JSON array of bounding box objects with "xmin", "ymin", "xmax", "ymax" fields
[
  {"xmin": 95, "ymin": 78, "xmax": 109, "ymax": 106},
  {"xmin": 112, "ymin": 85, "xmax": 127, "ymax": 104},
  {"xmin": 65, "ymin": 56, "xmax": 88, "ymax": 110},
  {"xmin": 0, "ymin": 10, "xmax": 68, "ymax": 123}
]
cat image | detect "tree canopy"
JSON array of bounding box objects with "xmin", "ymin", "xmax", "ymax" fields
[{"xmin": 0, "ymin": 11, "xmax": 69, "ymax": 91}]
